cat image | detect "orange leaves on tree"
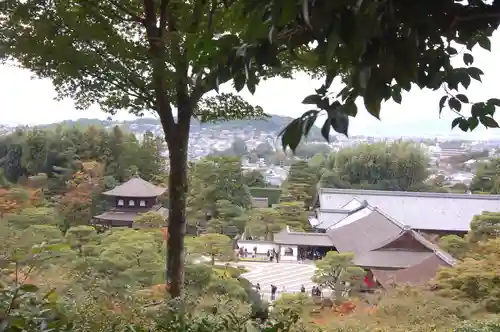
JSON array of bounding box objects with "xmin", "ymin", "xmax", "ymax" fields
[
  {"xmin": 57, "ymin": 161, "xmax": 104, "ymax": 227},
  {"xmin": 0, "ymin": 187, "xmax": 43, "ymax": 217}
]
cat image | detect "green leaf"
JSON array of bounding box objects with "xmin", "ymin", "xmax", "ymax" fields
[
  {"xmin": 460, "ymin": 73, "xmax": 471, "ymax": 89},
  {"xmin": 301, "ymin": 110, "xmax": 319, "ymax": 136},
  {"xmin": 455, "ymin": 94, "xmax": 469, "ymax": 103},
  {"xmin": 332, "ymin": 113, "xmax": 349, "ymax": 136},
  {"xmin": 463, "ymin": 53, "xmax": 474, "ymax": 66},
  {"xmin": 391, "ymin": 88, "xmax": 402, "ymax": 104},
  {"xmin": 439, "ymin": 96, "xmax": 448, "ymax": 115},
  {"xmin": 467, "ymin": 117, "xmax": 479, "ymax": 130},
  {"xmin": 480, "ymin": 116, "xmax": 499, "ymax": 128},
  {"xmin": 478, "ymin": 36, "xmax": 491, "ymax": 51},
  {"xmin": 448, "ymin": 98, "xmax": 461, "ymax": 112},
  {"xmin": 487, "ymin": 98, "xmax": 500, "ymax": 107},
  {"xmin": 302, "ymin": 94, "xmax": 322, "ymax": 105},
  {"xmin": 446, "ymin": 47, "xmax": 457, "ymax": 55},
  {"xmin": 364, "ymin": 96, "xmax": 381, "ymax": 119},
  {"xmin": 484, "ymin": 103, "xmax": 496, "ymax": 116},
  {"xmin": 280, "ymin": 119, "xmax": 303, "ymax": 152},
  {"xmin": 343, "ymin": 102, "xmax": 357, "ymax": 117},
  {"xmin": 321, "ymin": 118, "xmax": 332, "ymax": 142},
  {"xmin": 471, "ymin": 103, "xmax": 485, "ymax": 117},
  {"xmin": 458, "ymin": 119, "xmax": 469, "ymax": 131},
  {"xmin": 19, "ymin": 284, "xmax": 39, "ymax": 292},
  {"xmin": 233, "ymin": 74, "xmax": 246, "ymax": 92},
  {"xmin": 467, "ymin": 67, "xmax": 483, "ymax": 82},
  {"xmin": 451, "ymin": 118, "xmax": 462, "ymax": 129}
]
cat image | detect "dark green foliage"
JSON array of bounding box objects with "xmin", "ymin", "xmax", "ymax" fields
[
  {"xmin": 0, "ymin": 125, "xmax": 164, "ymax": 188},
  {"xmin": 231, "ymin": 0, "xmax": 500, "ymax": 150},
  {"xmin": 286, "ymin": 160, "xmax": 319, "ymax": 205},
  {"xmin": 248, "ymin": 187, "xmax": 282, "ymax": 206},
  {"xmin": 189, "ymin": 156, "xmax": 252, "ymax": 212},
  {"xmin": 320, "ymin": 142, "xmax": 430, "ymax": 191},
  {"xmin": 242, "ymin": 170, "xmax": 270, "ymax": 188},
  {"xmin": 470, "ymin": 159, "xmax": 500, "ymax": 194},
  {"xmin": 468, "ymin": 212, "xmax": 500, "ymax": 244}
]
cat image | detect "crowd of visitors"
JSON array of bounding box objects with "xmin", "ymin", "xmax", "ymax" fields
[{"xmin": 253, "ymin": 283, "xmax": 323, "ymax": 301}]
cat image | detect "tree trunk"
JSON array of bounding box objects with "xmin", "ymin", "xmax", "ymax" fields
[{"xmin": 166, "ymin": 121, "xmax": 190, "ymax": 298}]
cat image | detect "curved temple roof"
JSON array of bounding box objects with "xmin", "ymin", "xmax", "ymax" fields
[{"xmin": 102, "ymin": 177, "xmax": 166, "ymax": 198}]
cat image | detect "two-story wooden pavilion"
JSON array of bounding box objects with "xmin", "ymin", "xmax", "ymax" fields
[{"xmin": 93, "ymin": 176, "xmax": 168, "ymax": 228}]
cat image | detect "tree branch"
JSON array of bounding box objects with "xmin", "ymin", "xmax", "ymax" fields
[
  {"xmin": 83, "ymin": 41, "xmax": 155, "ymax": 106},
  {"xmin": 159, "ymin": 0, "xmax": 169, "ymax": 33},
  {"xmin": 142, "ymin": 0, "xmax": 175, "ymax": 137},
  {"xmin": 108, "ymin": 0, "xmax": 145, "ymax": 23}
]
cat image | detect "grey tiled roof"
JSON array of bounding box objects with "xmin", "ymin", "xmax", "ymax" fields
[
  {"xmin": 326, "ymin": 208, "xmax": 404, "ymax": 254},
  {"xmin": 94, "ymin": 206, "xmax": 168, "ymax": 222},
  {"xmin": 372, "ymin": 254, "xmax": 454, "ymax": 288},
  {"xmin": 354, "ymin": 250, "xmax": 433, "ymax": 268},
  {"xmin": 273, "ymin": 230, "xmax": 334, "ymax": 246},
  {"xmin": 103, "ymin": 177, "xmax": 166, "ymax": 198},
  {"xmin": 94, "ymin": 210, "xmax": 141, "ymax": 222},
  {"xmin": 314, "ymin": 209, "xmax": 350, "ymax": 229},
  {"xmin": 318, "ymin": 188, "xmax": 500, "ymax": 232}
]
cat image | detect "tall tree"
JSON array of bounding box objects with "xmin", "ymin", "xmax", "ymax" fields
[
  {"xmin": 0, "ymin": 0, "xmax": 271, "ymax": 297},
  {"xmin": 470, "ymin": 159, "xmax": 500, "ymax": 193},
  {"xmin": 322, "ymin": 142, "xmax": 430, "ymax": 191},
  {"xmin": 468, "ymin": 212, "xmax": 500, "ymax": 244},
  {"xmin": 189, "ymin": 156, "xmax": 252, "ymax": 214},
  {"xmin": 286, "ymin": 160, "xmax": 319, "ymax": 205},
  {"xmin": 185, "ymin": 233, "xmax": 233, "ymax": 265},
  {"xmin": 312, "ymin": 251, "xmax": 365, "ymax": 304}
]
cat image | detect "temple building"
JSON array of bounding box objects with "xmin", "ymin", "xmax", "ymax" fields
[
  {"xmin": 93, "ymin": 176, "xmax": 168, "ymax": 228},
  {"xmin": 310, "ymin": 188, "xmax": 500, "ymax": 235},
  {"xmin": 235, "ymin": 187, "xmax": 500, "ymax": 289},
  {"xmin": 238, "ymin": 206, "xmax": 457, "ymax": 289}
]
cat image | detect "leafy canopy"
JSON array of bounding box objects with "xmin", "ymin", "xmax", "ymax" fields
[
  {"xmin": 0, "ymin": 0, "xmax": 276, "ymax": 123},
  {"xmin": 236, "ymin": 0, "xmax": 500, "ymax": 150}
]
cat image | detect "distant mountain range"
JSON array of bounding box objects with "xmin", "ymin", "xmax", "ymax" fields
[{"xmin": 0, "ymin": 115, "xmax": 332, "ymax": 141}]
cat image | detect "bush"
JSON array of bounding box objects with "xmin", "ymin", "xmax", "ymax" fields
[
  {"xmin": 322, "ymin": 287, "xmax": 479, "ymax": 332},
  {"xmin": 454, "ymin": 318, "xmax": 500, "ymax": 332}
]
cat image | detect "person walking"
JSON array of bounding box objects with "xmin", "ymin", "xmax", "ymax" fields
[
  {"xmin": 300, "ymin": 285, "xmax": 305, "ymax": 293},
  {"xmin": 270, "ymin": 284, "xmax": 277, "ymax": 301}
]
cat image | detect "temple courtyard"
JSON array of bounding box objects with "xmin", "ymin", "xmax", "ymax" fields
[{"xmin": 237, "ymin": 261, "xmax": 317, "ymax": 299}]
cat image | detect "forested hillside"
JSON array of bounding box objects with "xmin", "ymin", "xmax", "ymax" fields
[
  {"xmin": 11, "ymin": 115, "xmax": 331, "ymax": 141},
  {"xmin": 0, "ymin": 126, "xmax": 165, "ymax": 185}
]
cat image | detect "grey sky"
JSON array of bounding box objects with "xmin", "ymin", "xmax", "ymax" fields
[{"xmin": 1, "ymin": 31, "xmax": 499, "ymax": 137}]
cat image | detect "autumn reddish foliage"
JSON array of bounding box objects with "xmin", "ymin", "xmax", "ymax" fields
[
  {"xmin": 56, "ymin": 162, "xmax": 104, "ymax": 227},
  {"xmin": 311, "ymin": 299, "xmax": 381, "ymax": 325},
  {"xmin": 0, "ymin": 187, "xmax": 43, "ymax": 217}
]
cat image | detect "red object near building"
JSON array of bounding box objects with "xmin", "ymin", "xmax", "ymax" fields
[
  {"xmin": 364, "ymin": 276, "xmax": 375, "ymax": 288},
  {"xmin": 161, "ymin": 227, "xmax": 168, "ymax": 240}
]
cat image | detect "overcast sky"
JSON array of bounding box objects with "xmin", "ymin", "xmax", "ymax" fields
[{"xmin": 1, "ymin": 31, "xmax": 500, "ymax": 138}]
